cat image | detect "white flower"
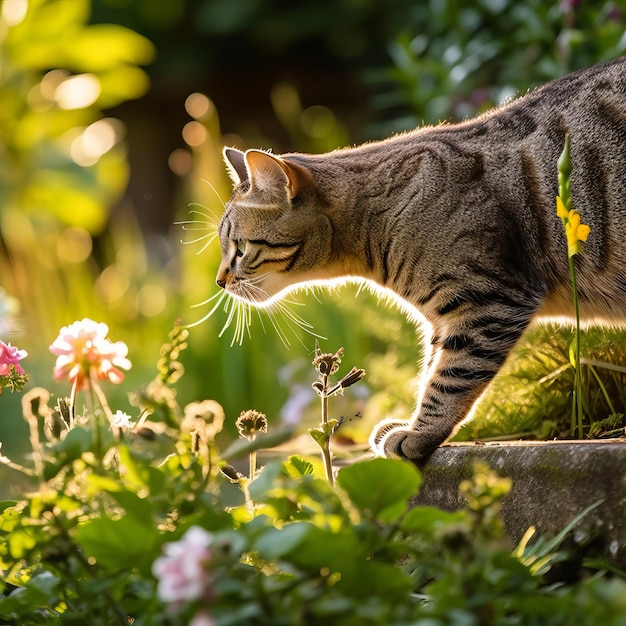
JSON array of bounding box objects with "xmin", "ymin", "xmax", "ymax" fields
[
  {"xmin": 112, "ymin": 410, "xmax": 133, "ymax": 429},
  {"xmin": 152, "ymin": 526, "xmax": 214, "ymax": 604}
]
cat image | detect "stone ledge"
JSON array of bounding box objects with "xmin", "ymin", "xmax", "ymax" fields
[{"xmin": 412, "ymin": 440, "xmax": 626, "ymax": 567}]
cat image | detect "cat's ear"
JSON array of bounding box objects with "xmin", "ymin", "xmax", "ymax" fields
[
  {"xmin": 244, "ymin": 149, "xmax": 299, "ymax": 199},
  {"xmin": 223, "ymin": 147, "xmax": 249, "ymax": 185}
]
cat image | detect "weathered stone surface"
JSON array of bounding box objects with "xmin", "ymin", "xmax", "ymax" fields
[{"xmin": 411, "ymin": 441, "xmax": 626, "ymax": 566}]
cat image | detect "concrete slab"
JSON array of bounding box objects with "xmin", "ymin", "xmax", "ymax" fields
[{"xmin": 411, "ymin": 440, "xmax": 626, "ymax": 567}]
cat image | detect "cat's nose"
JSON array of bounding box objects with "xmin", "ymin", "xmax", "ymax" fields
[{"xmin": 216, "ymin": 265, "xmax": 228, "ymax": 289}]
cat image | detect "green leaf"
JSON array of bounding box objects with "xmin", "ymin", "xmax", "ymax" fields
[
  {"xmin": 75, "ymin": 515, "xmax": 159, "ymax": 573},
  {"xmin": 87, "ymin": 474, "xmax": 154, "ymax": 528},
  {"xmin": 44, "ymin": 426, "xmax": 93, "ymax": 480},
  {"xmin": 349, "ymin": 560, "xmax": 412, "ymax": 599},
  {"xmin": 69, "ymin": 25, "xmax": 155, "ymax": 72},
  {"xmin": 55, "ymin": 425, "xmax": 92, "ymax": 458},
  {"xmin": 0, "ymin": 504, "xmax": 20, "ymax": 533},
  {"xmin": 7, "ymin": 528, "xmax": 36, "ymax": 559},
  {"xmin": 0, "ymin": 501, "xmax": 17, "ymax": 515},
  {"xmin": 0, "ymin": 571, "xmax": 60, "ymax": 617},
  {"xmin": 284, "ymin": 455, "xmax": 315, "ymax": 478},
  {"xmin": 308, "ymin": 427, "xmax": 327, "ymax": 447},
  {"xmin": 97, "ymin": 66, "xmax": 152, "ymax": 107},
  {"xmin": 337, "ymin": 458, "xmax": 421, "ymax": 522},
  {"xmin": 253, "ymin": 522, "xmax": 312, "ymax": 559},
  {"xmin": 288, "ymin": 525, "xmax": 362, "ymax": 575},
  {"xmin": 247, "ymin": 461, "xmax": 284, "ymax": 502},
  {"xmin": 401, "ymin": 506, "xmax": 466, "ymax": 534},
  {"xmin": 117, "ymin": 443, "xmax": 168, "ymax": 492}
]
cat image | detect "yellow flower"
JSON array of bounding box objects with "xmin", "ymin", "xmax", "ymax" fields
[
  {"xmin": 556, "ymin": 195, "xmax": 569, "ymax": 220},
  {"xmin": 556, "ymin": 196, "xmax": 590, "ymax": 257}
]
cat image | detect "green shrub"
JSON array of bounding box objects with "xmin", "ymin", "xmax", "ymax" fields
[{"xmin": 1, "ymin": 323, "xmax": 625, "ymax": 625}]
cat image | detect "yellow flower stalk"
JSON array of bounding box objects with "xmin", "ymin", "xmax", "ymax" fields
[
  {"xmin": 556, "ymin": 134, "xmax": 590, "ymax": 438},
  {"xmin": 556, "ymin": 195, "xmax": 590, "ymax": 258}
]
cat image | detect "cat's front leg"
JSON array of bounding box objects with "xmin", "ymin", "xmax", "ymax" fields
[{"xmin": 371, "ymin": 313, "xmax": 532, "ymax": 463}]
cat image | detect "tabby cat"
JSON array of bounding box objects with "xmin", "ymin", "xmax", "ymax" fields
[{"xmin": 216, "ymin": 57, "xmax": 626, "ymax": 462}]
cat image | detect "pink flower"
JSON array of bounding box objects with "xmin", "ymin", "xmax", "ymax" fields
[
  {"xmin": 49, "ymin": 318, "xmax": 131, "ymax": 390},
  {"xmin": 152, "ymin": 526, "xmax": 214, "ymax": 605},
  {"xmin": 190, "ymin": 610, "xmax": 216, "ymax": 626},
  {"xmin": 0, "ymin": 340, "xmax": 27, "ymax": 376}
]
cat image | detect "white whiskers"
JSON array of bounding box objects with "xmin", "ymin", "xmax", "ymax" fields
[
  {"xmin": 176, "ymin": 179, "xmax": 226, "ymax": 255},
  {"xmin": 175, "ymin": 204, "xmax": 220, "ymax": 255},
  {"xmin": 187, "ymin": 279, "xmax": 326, "ymax": 348}
]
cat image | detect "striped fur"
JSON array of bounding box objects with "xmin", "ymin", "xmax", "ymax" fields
[{"xmin": 218, "ymin": 57, "xmax": 626, "ymax": 462}]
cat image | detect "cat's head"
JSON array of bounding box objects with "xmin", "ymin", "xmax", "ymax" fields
[{"xmin": 217, "ymin": 147, "xmax": 333, "ymax": 304}]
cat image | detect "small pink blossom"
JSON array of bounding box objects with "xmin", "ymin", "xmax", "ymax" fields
[
  {"xmin": 152, "ymin": 526, "xmax": 214, "ymax": 605},
  {"xmin": 49, "ymin": 318, "xmax": 131, "ymax": 390},
  {"xmin": 190, "ymin": 610, "xmax": 217, "ymax": 626},
  {"xmin": 0, "ymin": 340, "xmax": 27, "ymax": 376}
]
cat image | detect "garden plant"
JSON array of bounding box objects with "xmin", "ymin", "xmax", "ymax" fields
[
  {"xmin": 3, "ymin": 2, "xmax": 626, "ymax": 625},
  {"xmin": 1, "ymin": 310, "xmax": 626, "ymax": 625}
]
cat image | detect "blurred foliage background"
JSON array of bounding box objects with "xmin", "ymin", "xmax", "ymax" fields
[{"xmin": 1, "ymin": 0, "xmax": 626, "ymax": 489}]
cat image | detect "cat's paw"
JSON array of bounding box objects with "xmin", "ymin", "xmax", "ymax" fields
[
  {"xmin": 370, "ymin": 418, "xmax": 408, "ymax": 451},
  {"xmin": 370, "ymin": 419, "xmax": 435, "ymax": 464},
  {"xmin": 370, "ymin": 419, "xmax": 414, "ymax": 458}
]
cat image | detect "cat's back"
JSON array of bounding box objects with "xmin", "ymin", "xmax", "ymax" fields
[
  {"xmin": 301, "ymin": 57, "xmax": 626, "ymax": 184},
  {"xmin": 313, "ymin": 57, "xmax": 626, "ymax": 320},
  {"xmin": 385, "ymin": 56, "xmax": 626, "ymax": 154}
]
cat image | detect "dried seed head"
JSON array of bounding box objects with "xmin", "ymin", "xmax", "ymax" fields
[
  {"xmin": 313, "ymin": 347, "xmax": 344, "ymax": 376},
  {"xmin": 236, "ymin": 409, "xmax": 268, "ymax": 440}
]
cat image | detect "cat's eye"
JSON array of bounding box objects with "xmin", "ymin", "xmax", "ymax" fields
[{"xmin": 235, "ymin": 239, "xmax": 246, "ymax": 258}]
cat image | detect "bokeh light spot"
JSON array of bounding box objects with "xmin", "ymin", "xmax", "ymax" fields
[
  {"xmin": 300, "ymin": 106, "xmax": 336, "ymax": 139},
  {"xmin": 185, "ymin": 92, "xmax": 212, "ymax": 120},
  {"xmin": 40, "ymin": 70, "xmax": 69, "ymax": 101},
  {"xmin": 1, "ymin": 0, "xmax": 28, "ymax": 26},
  {"xmin": 71, "ymin": 118, "xmax": 123, "ymax": 166},
  {"xmin": 56, "ymin": 227, "xmax": 93, "ymax": 264},
  {"xmin": 168, "ymin": 148, "xmax": 192, "ymax": 176},
  {"xmin": 137, "ymin": 284, "xmax": 167, "ymax": 317},
  {"xmin": 96, "ymin": 266, "xmax": 131, "ymax": 304},
  {"xmin": 182, "ymin": 121, "xmax": 207, "ymax": 147},
  {"xmin": 55, "ymin": 74, "xmax": 101, "ymax": 110}
]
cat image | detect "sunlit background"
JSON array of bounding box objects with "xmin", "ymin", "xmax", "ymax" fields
[{"xmin": 1, "ymin": 0, "xmax": 626, "ymax": 494}]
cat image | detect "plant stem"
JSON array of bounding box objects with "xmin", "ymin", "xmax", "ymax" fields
[
  {"xmin": 86, "ymin": 373, "xmax": 102, "ymax": 457},
  {"xmin": 321, "ymin": 372, "xmax": 329, "ymax": 425},
  {"xmin": 90, "ymin": 374, "xmax": 118, "ymax": 432},
  {"xmin": 569, "ymin": 255, "xmax": 584, "ymax": 439},
  {"xmin": 587, "ymin": 364, "xmax": 617, "ymax": 415},
  {"xmin": 250, "ymin": 449, "xmax": 257, "ymax": 481},
  {"xmin": 322, "ymin": 437, "xmax": 334, "ymax": 486},
  {"xmin": 69, "ymin": 377, "xmax": 79, "ymax": 429},
  {"xmin": 320, "ymin": 372, "xmax": 335, "ymax": 486},
  {"xmin": 21, "ymin": 393, "xmax": 45, "ymax": 487},
  {"xmin": 0, "ymin": 454, "xmax": 36, "ymax": 476}
]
